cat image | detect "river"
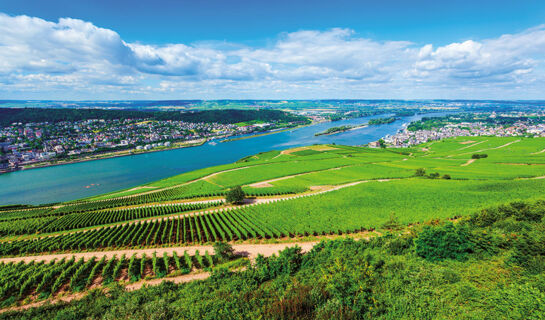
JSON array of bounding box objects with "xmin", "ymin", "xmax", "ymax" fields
[{"xmin": 0, "ymin": 113, "xmax": 440, "ymax": 205}]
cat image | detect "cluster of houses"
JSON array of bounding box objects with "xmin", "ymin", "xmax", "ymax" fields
[
  {"xmin": 0, "ymin": 118, "xmax": 276, "ymax": 172},
  {"xmin": 371, "ymin": 117, "xmax": 545, "ymax": 148}
]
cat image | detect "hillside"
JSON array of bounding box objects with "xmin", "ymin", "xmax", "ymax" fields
[
  {"xmin": 0, "ymin": 108, "xmax": 308, "ymax": 126},
  {"xmin": 0, "ymin": 136, "xmax": 544, "ymax": 317}
]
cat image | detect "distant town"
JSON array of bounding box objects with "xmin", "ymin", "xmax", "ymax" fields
[
  {"xmin": 0, "ymin": 118, "xmax": 300, "ymax": 173},
  {"xmin": 373, "ymin": 112, "xmax": 545, "ymax": 148}
]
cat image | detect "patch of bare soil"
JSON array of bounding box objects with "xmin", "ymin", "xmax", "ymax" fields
[
  {"xmin": 0, "ymin": 292, "xmax": 86, "ymax": 314},
  {"xmin": 309, "ymin": 185, "xmax": 330, "ymax": 191},
  {"xmin": 125, "ymin": 272, "xmax": 211, "ymax": 291},
  {"xmin": 458, "ymin": 140, "xmax": 476, "ymax": 145},
  {"xmin": 247, "ymin": 182, "xmax": 273, "ymax": 188},
  {"xmin": 461, "ymin": 159, "xmax": 476, "ymax": 166}
]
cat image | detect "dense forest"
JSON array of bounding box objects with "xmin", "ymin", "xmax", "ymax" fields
[
  {"xmin": 0, "ymin": 108, "xmax": 309, "ymax": 126},
  {"xmin": 368, "ymin": 117, "xmax": 398, "ymax": 125},
  {"xmin": 5, "ymin": 199, "xmax": 545, "ymax": 319}
]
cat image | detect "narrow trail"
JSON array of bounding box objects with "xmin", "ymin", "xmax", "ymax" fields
[
  {"xmin": 531, "ymin": 148, "xmax": 545, "ymax": 155},
  {"xmin": 1, "ymin": 180, "xmax": 370, "ymax": 243},
  {"xmin": 461, "ymin": 159, "xmax": 476, "ymax": 167},
  {"xmin": 247, "ymin": 164, "xmax": 354, "ymax": 188},
  {"xmin": 125, "ymin": 272, "xmax": 211, "ymax": 291},
  {"xmin": 97, "ymin": 180, "xmax": 366, "ymax": 225},
  {"xmin": 77, "ymin": 165, "xmax": 255, "ymax": 204},
  {"xmin": 0, "ymin": 242, "xmax": 318, "ymax": 314},
  {"xmin": 448, "ymin": 139, "xmax": 520, "ymax": 158},
  {"xmin": 0, "ymin": 242, "xmax": 318, "ymax": 264}
]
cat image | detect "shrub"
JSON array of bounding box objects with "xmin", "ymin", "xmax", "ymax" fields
[
  {"xmin": 442, "ymin": 174, "xmax": 451, "ymax": 180},
  {"xmin": 415, "ymin": 223, "xmax": 473, "ymax": 261},
  {"xmin": 384, "ymin": 234, "xmax": 414, "ymax": 255},
  {"xmin": 471, "ymin": 153, "xmax": 488, "ymax": 159},
  {"xmin": 381, "ymin": 212, "xmax": 402, "ymax": 231},
  {"xmin": 415, "ymin": 168, "xmax": 426, "ymax": 176},
  {"xmin": 509, "ymin": 233, "xmax": 545, "ymax": 273},
  {"xmin": 428, "ymin": 172, "xmax": 440, "ymax": 179},
  {"xmin": 226, "ymin": 186, "xmax": 245, "ymax": 204},
  {"xmin": 213, "ymin": 242, "xmax": 235, "ymax": 261}
]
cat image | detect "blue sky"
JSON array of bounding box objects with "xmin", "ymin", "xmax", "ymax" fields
[{"xmin": 0, "ymin": 0, "xmax": 545, "ymax": 99}]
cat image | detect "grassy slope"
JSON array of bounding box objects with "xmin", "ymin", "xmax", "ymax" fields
[{"xmin": 2, "ymin": 137, "xmax": 544, "ymax": 243}]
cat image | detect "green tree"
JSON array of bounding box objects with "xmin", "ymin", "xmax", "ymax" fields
[
  {"xmin": 415, "ymin": 168, "xmax": 426, "ymax": 176},
  {"xmin": 428, "ymin": 172, "xmax": 440, "ymax": 179},
  {"xmin": 226, "ymin": 186, "xmax": 245, "ymax": 204}
]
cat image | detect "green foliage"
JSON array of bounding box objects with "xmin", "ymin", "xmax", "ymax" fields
[
  {"xmin": 0, "ymin": 108, "xmax": 308, "ymax": 126},
  {"xmin": 428, "ymin": 172, "xmax": 440, "ymax": 179},
  {"xmin": 368, "ymin": 117, "xmax": 397, "ymax": 125},
  {"xmin": 415, "ymin": 223, "xmax": 474, "ymax": 261},
  {"xmin": 254, "ymin": 246, "xmax": 303, "ymax": 282},
  {"xmin": 225, "ymin": 186, "xmax": 245, "ymax": 204},
  {"xmin": 213, "ymin": 242, "xmax": 235, "ymax": 262},
  {"xmin": 415, "ymin": 168, "xmax": 426, "ymax": 176},
  {"xmin": 472, "ymin": 153, "xmax": 488, "ymax": 159},
  {"xmin": 381, "ymin": 213, "xmax": 402, "ymax": 231}
]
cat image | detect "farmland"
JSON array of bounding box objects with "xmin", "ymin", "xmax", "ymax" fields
[{"xmin": 0, "ymin": 136, "xmax": 544, "ymax": 312}]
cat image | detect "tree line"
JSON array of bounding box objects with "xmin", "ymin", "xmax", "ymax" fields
[{"xmin": 0, "ymin": 108, "xmax": 309, "ymax": 126}]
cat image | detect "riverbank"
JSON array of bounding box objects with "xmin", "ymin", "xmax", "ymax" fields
[
  {"xmin": 220, "ymin": 123, "xmax": 316, "ymax": 143},
  {"xmin": 9, "ymin": 139, "xmax": 208, "ymax": 173},
  {"xmin": 1, "ymin": 112, "xmax": 441, "ymax": 205}
]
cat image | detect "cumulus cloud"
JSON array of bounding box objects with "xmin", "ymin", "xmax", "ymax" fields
[
  {"xmin": 412, "ymin": 26, "xmax": 545, "ymax": 83},
  {"xmin": 0, "ymin": 12, "xmax": 544, "ymax": 98}
]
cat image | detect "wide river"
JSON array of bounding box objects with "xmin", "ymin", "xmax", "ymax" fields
[{"xmin": 0, "ymin": 113, "xmax": 441, "ymax": 205}]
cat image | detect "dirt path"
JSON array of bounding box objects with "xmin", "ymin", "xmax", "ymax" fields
[
  {"xmin": 449, "ymin": 139, "xmax": 520, "ymax": 158},
  {"xmin": 3, "ymin": 180, "xmax": 371, "ymax": 243},
  {"xmin": 456, "ymin": 140, "xmax": 487, "ymax": 151},
  {"xmin": 247, "ymin": 165, "xmax": 353, "ymax": 188},
  {"xmin": 531, "ymin": 148, "xmax": 545, "ymax": 155},
  {"xmin": 0, "ymin": 293, "xmax": 86, "ymax": 314},
  {"xmin": 0, "ymin": 242, "xmax": 319, "ymax": 264},
  {"xmin": 79, "ymin": 165, "xmax": 255, "ymax": 204},
  {"xmin": 125, "ymin": 272, "xmax": 211, "ymax": 291},
  {"xmin": 461, "ymin": 159, "xmax": 476, "ymax": 167},
  {"xmin": 109, "ymin": 180, "xmax": 366, "ymax": 224}
]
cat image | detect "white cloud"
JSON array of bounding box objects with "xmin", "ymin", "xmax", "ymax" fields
[{"xmin": 0, "ymin": 12, "xmax": 544, "ymax": 99}]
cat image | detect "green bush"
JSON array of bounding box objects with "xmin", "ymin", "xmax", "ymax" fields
[{"xmin": 415, "ymin": 223, "xmax": 473, "ymax": 261}]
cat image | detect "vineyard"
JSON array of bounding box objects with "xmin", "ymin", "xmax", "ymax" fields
[
  {"xmin": 4, "ymin": 177, "xmax": 545, "ymax": 257},
  {"xmin": 0, "ymin": 208, "xmax": 290, "ymax": 256},
  {"xmin": 0, "ymin": 138, "xmax": 544, "ymax": 311},
  {"xmin": 40, "ymin": 201, "xmax": 224, "ymax": 232},
  {"xmin": 0, "ymin": 250, "xmax": 215, "ymax": 306}
]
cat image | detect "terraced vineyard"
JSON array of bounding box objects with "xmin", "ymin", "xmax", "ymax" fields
[
  {"xmin": 0, "ymin": 137, "xmax": 544, "ymax": 306},
  {"xmin": 41, "ymin": 201, "xmax": 224, "ymax": 232},
  {"xmin": 0, "ymin": 251, "xmax": 214, "ymax": 306}
]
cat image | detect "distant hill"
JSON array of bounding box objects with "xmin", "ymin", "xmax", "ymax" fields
[{"xmin": 0, "ymin": 108, "xmax": 309, "ymax": 126}]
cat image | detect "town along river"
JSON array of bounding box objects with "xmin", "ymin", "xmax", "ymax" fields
[{"xmin": 0, "ymin": 113, "xmax": 441, "ymax": 205}]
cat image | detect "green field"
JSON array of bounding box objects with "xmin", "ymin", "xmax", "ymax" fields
[
  {"xmin": 0, "ymin": 136, "xmax": 544, "ymax": 253},
  {"xmin": 1, "ymin": 136, "xmax": 545, "ymax": 312}
]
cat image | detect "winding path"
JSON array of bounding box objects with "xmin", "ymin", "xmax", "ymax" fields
[{"xmin": 0, "ymin": 242, "xmax": 318, "ymax": 264}]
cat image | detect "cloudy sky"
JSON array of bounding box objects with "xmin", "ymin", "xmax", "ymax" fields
[{"xmin": 1, "ymin": 0, "xmax": 545, "ymax": 100}]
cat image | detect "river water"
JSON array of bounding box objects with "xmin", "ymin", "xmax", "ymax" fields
[{"xmin": 0, "ymin": 113, "xmax": 439, "ymax": 205}]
